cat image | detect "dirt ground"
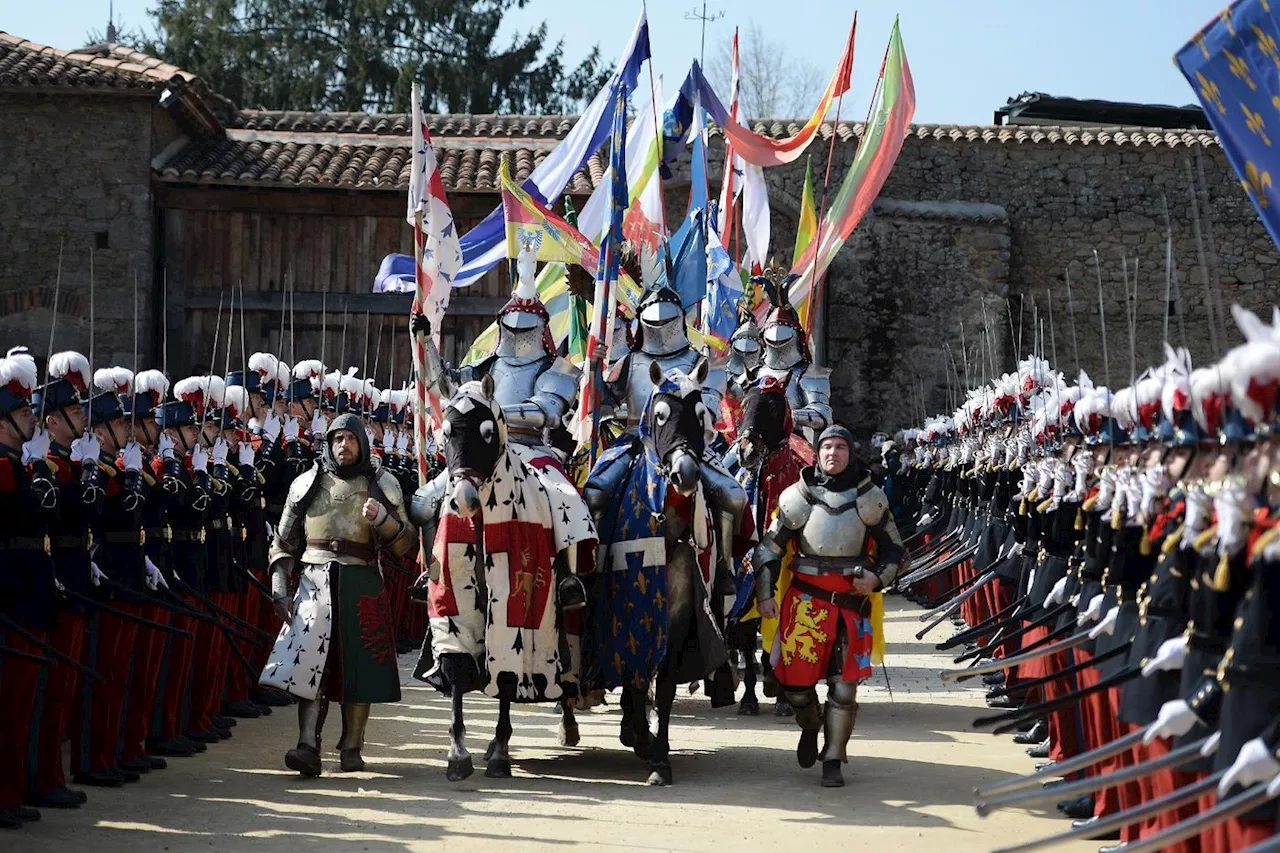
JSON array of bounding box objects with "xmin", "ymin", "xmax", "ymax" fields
[{"xmin": 16, "ymin": 599, "xmax": 1097, "ymax": 852}]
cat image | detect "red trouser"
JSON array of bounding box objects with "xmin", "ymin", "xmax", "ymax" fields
[
  {"xmin": 72, "ymin": 610, "xmax": 137, "ymax": 774},
  {"xmin": 189, "ymin": 591, "xmax": 232, "ymax": 730},
  {"xmin": 1089, "ymin": 692, "xmax": 1144, "ymax": 843},
  {"xmin": 0, "ymin": 628, "xmax": 45, "ymax": 808},
  {"xmin": 118, "ymin": 602, "xmax": 168, "ymax": 762},
  {"xmin": 222, "ymin": 589, "xmax": 252, "ymax": 706},
  {"xmin": 1043, "ymin": 649, "xmax": 1084, "ymax": 766},
  {"xmin": 29, "ymin": 614, "xmax": 86, "ymax": 796},
  {"xmin": 1140, "ymin": 738, "xmax": 1202, "ymax": 853},
  {"xmin": 153, "ymin": 607, "xmax": 197, "ymax": 740}
]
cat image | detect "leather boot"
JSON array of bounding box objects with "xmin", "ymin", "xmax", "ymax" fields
[
  {"xmin": 1026, "ymin": 739, "xmax": 1051, "ymax": 759},
  {"xmin": 337, "ymin": 702, "xmax": 371, "ymax": 772},
  {"xmin": 1013, "ymin": 719, "xmax": 1047, "ymax": 744}
]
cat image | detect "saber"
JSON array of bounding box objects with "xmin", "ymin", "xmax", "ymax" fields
[
  {"xmin": 0, "ymin": 613, "xmax": 105, "ymax": 681},
  {"xmin": 975, "ymin": 733, "xmax": 1211, "ymax": 816},
  {"xmin": 168, "ymin": 575, "xmax": 275, "ymax": 643},
  {"xmin": 1115, "ymin": 779, "xmax": 1276, "ymax": 853},
  {"xmin": 943, "ymin": 600, "xmax": 1071, "ymax": 655},
  {"xmin": 202, "ymin": 291, "xmax": 225, "ymax": 424},
  {"xmin": 917, "ymin": 572, "xmax": 996, "ymax": 640},
  {"xmin": 938, "ymin": 595, "xmax": 1029, "ymax": 649},
  {"xmin": 153, "ymin": 586, "xmax": 261, "ymax": 645},
  {"xmin": 61, "ymin": 588, "xmax": 193, "ymax": 638},
  {"xmin": 0, "ymin": 643, "xmax": 56, "ymax": 667},
  {"xmin": 131, "ymin": 268, "xmax": 139, "ymax": 436},
  {"xmin": 37, "ymin": 236, "xmax": 64, "ymax": 427},
  {"xmin": 990, "ymin": 770, "xmax": 1224, "ymax": 853},
  {"xmin": 976, "ymin": 725, "xmax": 1153, "ymax": 798},
  {"xmin": 921, "ymin": 568, "xmax": 996, "ymax": 620},
  {"xmin": 986, "ymin": 640, "xmax": 1128, "ymax": 700},
  {"xmin": 989, "ymin": 666, "xmax": 1144, "ymax": 736},
  {"xmin": 896, "ymin": 541, "xmax": 979, "ymax": 587},
  {"xmin": 941, "ymin": 625, "xmax": 1091, "ymax": 681}
]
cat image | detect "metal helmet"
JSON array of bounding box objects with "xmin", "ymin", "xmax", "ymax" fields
[
  {"xmin": 753, "ymin": 266, "xmax": 811, "ymax": 372},
  {"xmin": 496, "ymin": 242, "xmax": 553, "ymax": 363}
]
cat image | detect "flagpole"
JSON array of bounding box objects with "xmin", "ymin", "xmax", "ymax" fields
[
  {"xmin": 809, "ymin": 13, "xmax": 859, "ymax": 366},
  {"xmin": 642, "ymin": 0, "xmax": 667, "ymax": 229}
]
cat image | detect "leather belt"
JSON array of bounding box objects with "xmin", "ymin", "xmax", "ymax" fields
[
  {"xmin": 789, "ymin": 576, "xmax": 870, "ymax": 616},
  {"xmin": 171, "ymin": 528, "xmax": 207, "ymax": 543},
  {"xmin": 53, "ymin": 533, "xmax": 91, "ymax": 549},
  {"xmin": 2, "ymin": 535, "xmax": 50, "ymax": 553},
  {"xmin": 102, "ymin": 530, "xmax": 145, "ymax": 545},
  {"xmin": 792, "ymin": 555, "xmax": 868, "ymax": 577},
  {"xmin": 145, "ymin": 527, "xmax": 172, "ymax": 542},
  {"xmin": 307, "ymin": 538, "xmax": 377, "ymax": 563}
]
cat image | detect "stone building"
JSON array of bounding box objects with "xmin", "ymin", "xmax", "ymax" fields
[{"xmin": 2, "ymin": 32, "xmax": 1277, "ymax": 433}]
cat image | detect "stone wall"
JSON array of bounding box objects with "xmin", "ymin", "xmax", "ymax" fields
[
  {"xmin": 750, "ymin": 134, "xmax": 1280, "ymax": 433},
  {"xmin": 0, "ymin": 92, "xmax": 155, "ymax": 367}
]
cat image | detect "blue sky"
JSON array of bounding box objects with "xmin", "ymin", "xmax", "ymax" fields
[{"xmin": 10, "ymin": 0, "xmax": 1227, "ymax": 123}]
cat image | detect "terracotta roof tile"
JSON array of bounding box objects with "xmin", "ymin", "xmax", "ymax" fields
[{"xmin": 0, "ymin": 33, "xmax": 193, "ymax": 91}]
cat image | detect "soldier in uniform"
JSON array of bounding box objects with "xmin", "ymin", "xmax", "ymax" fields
[
  {"xmin": 754, "ymin": 424, "xmax": 906, "ymax": 787},
  {"xmin": 260, "ymin": 413, "xmax": 414, "ymax": 776},
  {"xmin": 0, "ymin": 346, "xmax": 58, "ymax": 828},
  {"xmin": 752, "ymin": 265, "xmax": 832, "ymax": 443}
]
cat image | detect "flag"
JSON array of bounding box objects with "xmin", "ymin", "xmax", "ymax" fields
[
  {"xmin": 1176, "ymin": 0, "xmax": 1280, "ymax": 249},
  {"xmin": 793, "ymin": 155, "xmax": 817, "ymax": 268},
  {"xmin": 703, "ymin": 223, "xmax": 740, "ymax": 354},
  {"xmin": 406, "ymin": 81, "xmax": 462, "ymax": 480},
  {"xmin": 572, "ymin": 86, "xmax": 630, "ymax": 452},
  {"xmin": 787, "ymin": 19, "xmax": 916, "ymax": 331},
  {"xmin": 454, "ymin": 10, "xmax": 651, "ymax": 288},
  {"xmin": 501, "ymin": 160, "xmax": 592, "ymax": 263},
  {"xmin": 717, "ymin": 29, "xmax": 743, "ymax": 243},
  {"xmin": 739, "ymin": 159, "xmax": 771, "ymax": 269}
]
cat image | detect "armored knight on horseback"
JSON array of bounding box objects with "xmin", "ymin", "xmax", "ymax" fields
[
  {"xmin": 753, "ymin": 265, "xmax": 833, "ymax": 443},
  {"xmin": 754, "ymin": 424, "xmax": 906, "ymax": 788}
]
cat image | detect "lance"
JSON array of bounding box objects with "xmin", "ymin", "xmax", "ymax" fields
[
  {"xmin": 37, "ymin": 236, "xmax": 65, "ymax": 427},
  {"xmin": 0, "ymin": 643, "xmax": 56, "ymax": 667},
  {"xmin": 61, "ymin": 587, "xmax": 193, "ymax": 638},
  {"xmin": 916, "ymin": 572, "xmax": 996, "ymax": 640},
  {"xmin": 974, "ymin": 734, "xmax": 1212, "ymax": 817},
  {"xmin": 0, "ymin": 612, "xmax": 105, "ymax": 681},
  {"xmin": 989, "ymin": 770, "xmax": 1224, "ymax": 853}
]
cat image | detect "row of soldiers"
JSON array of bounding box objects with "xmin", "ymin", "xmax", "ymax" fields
[
  {"xmin": 894, "ymin": 301, "xmax": 1279, "ymax": 852},
  {"xmin": 0, "ymin": 347, "xmax": 428, "ymax": 829}
]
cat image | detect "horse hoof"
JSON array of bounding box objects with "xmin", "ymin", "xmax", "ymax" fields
[
  {"xmin": 646, "ymin": 764, "xmax": 673, "ymax": 787},
  {"xmin": 632, "ymin": 734, "xmax": 654, "ymax": 762},
  {"xmin": 483, "ymin": 739, "xmax": 497, "ymax": 762},
  {"xmin": 484, "ymin": 758, "xmax": 512, "ymax": 779},
  {"xmin": 558, "ymin": 721, "xmax": 581, "ymax": 748},
  {"xmin": 445, "ymin": 756, "xmax": 474, "ymax": 782},
  {"xmin": 738, "ymin": 695, "xmax": 760, "ymax": 716}
]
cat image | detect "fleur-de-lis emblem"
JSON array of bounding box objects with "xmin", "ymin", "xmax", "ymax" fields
[
  {"xmin": 1243, "ymin": 160, "xmax": 1274, "ymax": 208},
  {"xmin": 1273, "ymin": 95, "xmax": 1280, "ymax": 113},
  {"xmin": 1255, "ymin": 24, "xmax": 1280, "ymax": 68},
  {"xmin": 1225, "ymin": 48, "xmax": 1257, "ymax": 90},
  {"xmin": 1221, "ymin": 8, "xmax": 1237, "ymax": 36},
  {"xmin": 1196, "ymin": 33, "xmax": 1211, "ymax": 59},
  {"xmin": 1198, "ymin": 71, "xmax": 1227, "ymax": 114},
  {"xmin": 1244, "ymin": 103, "xmax": 1272, "ymax": 145}
]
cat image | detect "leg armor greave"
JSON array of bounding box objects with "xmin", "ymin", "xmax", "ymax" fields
[
  {"xmin": 297, "ymin": 697, "xmax": 330, "ymax": 750},
  {"xmin": 337, "ymin": 702, "xmax": 372, "ymax": 752},
  {"xmin": 819, "ymin": 679, "xmax": 859, "ymax": 763},
  {"xmin": 785, "ymin": 687, "xmax": 822, "ymax": 732}
]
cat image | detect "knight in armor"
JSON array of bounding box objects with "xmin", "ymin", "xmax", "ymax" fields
[
  {"xmin": 260, "ymin": 413, "xmax": 414, "ymax": 777},
  {"xmin": 411, "ymin": 245, "xmax": 579, "ymax": 453},
  {"xmin": 753, "ymin": 424, "xmax": 906, "ymax": 788},
  {"xmin": 752, "ymin": 265, "xmax": 832, "ymax": 443},
  {"xmin": 726, "ymin": 303, "xmax": 763, "ymax": 400}
]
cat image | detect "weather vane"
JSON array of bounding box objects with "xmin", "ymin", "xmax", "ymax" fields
[{"xmin": 684, "ymin": 2, "xmax": 725, "ymax": 68}]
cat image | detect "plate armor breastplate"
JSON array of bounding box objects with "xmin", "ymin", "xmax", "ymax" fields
[
  {"xmin": 758, "ymin": 365, "xmax": 805, "ymax": 411},
  {"xmin": 624, "ymin": 348, "xmax": 700, "ymax": 428},
  {"xmin": 795, "ymin": 483, "xmax": 870, "ymax": 559},
  {"xmin": 487, "ymin": 356, "xmax": 546, "ymax": 410},
  {"xmin": 301, "ymin": 471, "xmax": 374, "ymax": 562}
]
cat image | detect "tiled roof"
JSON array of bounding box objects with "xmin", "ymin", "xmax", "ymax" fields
[
  {"xmin": 0, "ymin": 33, "xmax": 193, "ymax": 91},
  {"xmin": 157, "ymin": 111, "xmax": 1220, "ymax": 194},
  {"xmin": 157, "ymin": 133, "xmax": 607, "ymax": 193}
]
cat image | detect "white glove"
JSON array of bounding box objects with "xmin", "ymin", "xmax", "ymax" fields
[
  {"xmin": 1078, "ymin": 592, "xmax": 1105, "ymax": 625},
  {"xmin": 1045, "ymin": 576, "xmax": 1068, "ymax": 607},
  {"xmin": 1069, "ymin": 451, "xmax": 1094, "ymax": 501},
  {"xmin": 238, "ymin": 442, "xmax": 255, "ymax": 466},
  {"xmin": 191, "ymin": 444, "xmax": 210, "ymax": 473},
  {"xmin": 262, "ymin": 412, "xmax": 283, "ymax": 442},
  {"xmin": 90, "ymin": 561, "xmax": 106, "ymax": 588},
  {"xmin": 144, "ymin": 556, "xmax": 169, "ymax": 591},
  {"xmin": 1143, "ymin": 635, "xmax": 1189, "ymax": 676},
  {"xmin": 21, "ymin": 429, "xmax": 51, "ymax": 466},
  {"xmin": 1215, "ymin": 480, "xmax": 1248, "ymax": 558},
  {"xmin": 1218, "ymin": 737, "xmax": 1280, "ymax": 796},
  {"xmin": 283, "ymin": 416, "xmax": 301, "ymax": 441},
  {"xmin": 1089, "ymin": 605, "xmax": 1120, "ymax": 639},
  {"xmin": 917, "ymin": 513, "xmax": 933, "ymax": 529},
  {"xmin": 1183, "ymin": 485, "xmax": 1212, "ymax": 548},
  {"xmin": 157, "ymin": 432, "xmax": 176, "ymax": 460},
  {"xmin": 1094, "ymin": 467, "xmax": 1117, "ymax": 512},
  {"xmin": 365, "ymin": 426, "xmax": 377, "ymax": 448},
  {"xmin": 1143, "ymin": 699, "xmax": 1200, "ymax": 744},
  {"xmin": 70, "ymin": 432, "xmax": 101, "ymax": 464},
  {"xmin": 211, "ymin": 438, "xmax": 229, "ymax": 467},
  {"xmin": 1007, "ymin": 541, "xmax": 1024, "ymax": 558},
  {"xmin": 121, "ymin": 441, "xmax": 144, "ymax": 472},
  {"xmin": 1139, "ymin": 466, "xmax": 1166, "ymax": 518},
  {"xmin": 310, "ymin": 410, "xmax": 328, "ymax": 439}
]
